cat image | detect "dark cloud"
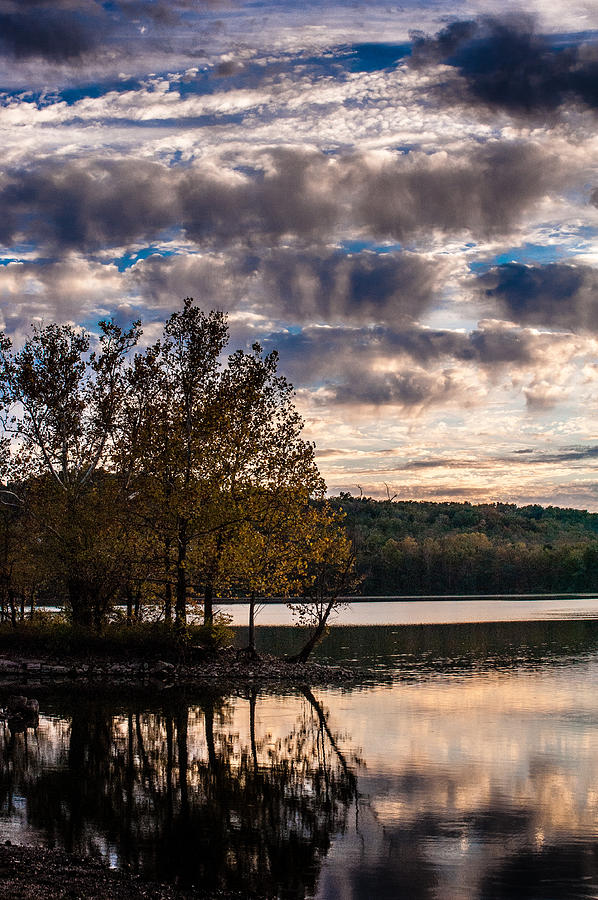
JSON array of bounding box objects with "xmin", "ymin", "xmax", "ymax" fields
[
  {"xmin": 479, "ymin": 262, "xmax": 598, "ymax": 331},
  {"xmin": 259, "ymin": 249, "xmax": 440, "ymax": 324},
  {"xmin": 0, "ymin": 142, "xmax": 557, "ymax": 253},
  {"xmin": 328, "ymin": 368, "xmax": 464, "ymax": 407},
  {"xmin": 522, "ymin": 445, "xmax": 598, "ymax": 464},
  {"xmin": 385, "ymin": 324, "xmax": 534, "ymax": 365},
  {"xmin": 267, "ymin": 322, "xmax": 537, "ymax": 386},
  {"xmin": 180, "ymin": 147, "xmax": 339, "ymax": 244},
  {"xmin": 0, "ymin": 159, "xmax": 181, "ymax": 250},
  {"xmin": 0, "ymin": 1, "xmax": 225, "ymax": 63},
  {"xmin": 338, "ymin": 446, "xmax": 598, "ymax": 469},
  {"xmin": 411, "ymin": 16, "xmax": 598, "ymax": 116},
  {"xmin": 468, "ymin": 325, "xmax": 539, "ymax": 364},
  {"xmin": 126, "ymin": 252, "xmax": 243, "ymax": 311},
  {"xmin": 349, "ymin": 142, "xmax": 557, "ymax": 241},
  {"xmin": 0, "ymin": 3, "xmax": 101, "ymax": 61},
  {"xmin": 258, "ymin": 322, "xmax": 543, "ymax": 409}
]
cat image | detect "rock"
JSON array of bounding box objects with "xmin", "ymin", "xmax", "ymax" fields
[
  {"xmin": 0, "ymin": 659, "xmax": 19, "ymax": 672},
  {"xmin": 152, "ymin": 660, "xmax": 176, "ymax": 678},
  {"xmin": 25, "ymin": 698, "xmax": 39, "ymax": 715},
  {"xmin": 156, "ymin": 659, "xmax": 175, "ymax": 670},
  {"xmin": 49, "ymin": 665, "xmax": 69, "ymax": 675},
  {"xmin": 7, "ymin": 695, "xmax": 28, "ymax": 715},
  {"xmin": 5, "ymin": 695, "xmax": 39, "ymax": 730}
]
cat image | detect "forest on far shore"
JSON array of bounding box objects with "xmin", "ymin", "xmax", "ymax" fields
[{"xmin": 333, "ymin": 495, "xmax": 598, "ymax": 595}]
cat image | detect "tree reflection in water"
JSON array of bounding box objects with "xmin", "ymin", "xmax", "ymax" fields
[{"xmin": 0, "ymin": 689, "xmax": 360, "ymax": 897}]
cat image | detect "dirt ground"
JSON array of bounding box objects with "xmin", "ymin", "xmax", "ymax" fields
[{"xmin": 0, "ymin": 843, "xmax": 255, "ymax": 899}]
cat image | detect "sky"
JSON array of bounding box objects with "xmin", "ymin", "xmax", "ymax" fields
[{"xmin": 2, "ymin": 1, "xmax": 598, "ymax": 508}]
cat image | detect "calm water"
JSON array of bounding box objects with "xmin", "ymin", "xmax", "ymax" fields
[
  {"xmin": 3, "ymin": 613, "xmax": 598, "ymax": 898},
  {"xmin": 218, "ymin": 595, "xmax": 598, "ymax": 626}
]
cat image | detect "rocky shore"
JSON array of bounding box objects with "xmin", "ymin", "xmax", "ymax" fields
[
  {"xmin": 0, "ymin": 646, "xmax": 360, "ymax": 693},
  {"xmin": 0, "ymin": 842, "xmax": 253, "ymax": 899}
]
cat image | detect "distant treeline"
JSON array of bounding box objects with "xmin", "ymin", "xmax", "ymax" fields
[{"xmin": 330, "ymin": 495, "xmax": 598, "ymax": 595}]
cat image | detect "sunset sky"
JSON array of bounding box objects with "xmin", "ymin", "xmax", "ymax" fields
[{"xmin": 1, "ymin": 0, "xmax": 598, "ymax": 507}]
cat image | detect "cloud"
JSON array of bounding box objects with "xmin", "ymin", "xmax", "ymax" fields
[
  {"xmin": 510, "ymin": 444, "xmax": 598, "ymax": 463},
  {"xmin": 0, "ymin": 3, "xmax": 101, "ymax": 62},
  {"xmin": 266, "ymin": 321, "xmax": 546, "ymax": 386},
  {"xmin": 348, "ymin": 142, "xmax": 559, "ymax": 241},
  {"xmin": 125, "ymin": 251, "xmax": 244, "ymax": 313},
  {"xmin": 0, "ymin": 251, "xmax": 249, "ymax": 340},
  {"xmin": 411, "ymin": 15, "xmax": 598, "ymax": 116},
  {"xmin": 327, "ymin": 367, "xmax": 470, "ymax": 407},
  {"xmin": 479, "ymin": 262, "xmax": 598, "ymax": 331},
  {"xmin": 0, "ymin": 1, "xmax": 228, "ymax": 64},
  {"xmin": 523, "ymin": 379, "xmax": 570, "ymax": 409},
  {"xmin": 259, "ymin": 249, "xmax": 442, "ymax": 324},
  {"xmin": 0, "ymin": 256, "xmax": 129, "ymax": 335},
  {"xmin": 0, "ymin": 142, "xmax": 559, "ymax": 254},
  {"xmin": 260, "ymin": 318, "xmax": 595, "ymax": 411},
  {"xmin": 0, "ymin": 159, "xmax": 181, "ymax": 251}
]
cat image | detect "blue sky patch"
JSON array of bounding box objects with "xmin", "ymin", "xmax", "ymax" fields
[{"xmin": 115, "ymin": 248, "xmax": 176, "ymax": 273}]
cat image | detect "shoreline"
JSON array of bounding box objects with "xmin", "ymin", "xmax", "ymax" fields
[
  {"xmin": 0, "ymin": 646, "xmax": 361, "ymax": 693},
  {"xmin": 0, "ymin": 842, "xmax": 251, "ymax": 899}
]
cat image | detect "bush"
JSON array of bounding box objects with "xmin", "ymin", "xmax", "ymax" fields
[{"xmin": 0, "ymin": 614, "xmax": 234, "ymax": 659}]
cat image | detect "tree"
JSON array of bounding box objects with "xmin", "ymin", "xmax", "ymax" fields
[
  {"xmin": 117, "ymin": 301, "xmax": 228, "ymax": 627},
  {"xmin": 0, "ymin": 497, "xmax": 40, "ymax": 624},
  {"xmin": 222, "ymin": 486, "xmax": 315, "ymax": 656},
  {"xmin": 0, "ymin": 318, "xmax": 141, "ymax": 628},
  {"xmin": 287, "ymin": 504, "xmax": 359, "ymax": 663},
  {"xmin": 0, "ymin": 300, "xmax": 350, "ymax": 639},
  {"xmin": 199, "ymin": 342, "xmax": 325, "ymax": 627},
  {"xmin": 123, "ymin": 307, "xmax": 328, "ymax": 631}
]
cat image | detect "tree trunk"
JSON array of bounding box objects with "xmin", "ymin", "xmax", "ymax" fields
[
  {"xmin": 125, "ymin": 585, "xmax": 133, "ymax": 625},
  {"xmin": 164, "ymin": 537, "xmax": 172, "ymax": 622},
  {"xmin": 203, "ymin": 702, "xmax": 217, "ymax": 769},
  {"xmin": 177, "ymin": 706, "xmax": 189, "ymax": 815},
  {"xmin": 175, "ymin": 517, "xmax": 188, "ymax": 627},
  {"xmin": 249, "ymin": 688, "xmax": 258, "ymax": 770},
  {"xmin": 287, "ymin": 598, "xmax": 336, "ymax": 663},
  {"xmin": 246, "ymin": 591, "xmax": 259, "ymax": 658},
  {"xmin": 164, "ymin": 579, "xmax": 172, "ymax": 623},
  {"xmin": 203, "ymin": 532, "xmax": 224, "ymax": 626},
  {"xmin": 203, "ymin": 580, "xmax": 213, "ymax": 626},
  {"xmin": 301, "ymin": 687, "xmax": 356, "ymax": 785},
  {"xmin": 68, "ymin": 577, "xmax": 93, "ymax": 628}
]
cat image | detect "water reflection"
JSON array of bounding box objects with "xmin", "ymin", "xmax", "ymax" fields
[
  {"xmin": 2, "ymin": 619, "xmax": 598, "ymax": 898},
  {"xmin": 241, "ymin": 618, "xmax": 598, "ymax": 678},
  {"xmin": 0, "ymin": 689, "xmax": 359, "ymax": 897}
]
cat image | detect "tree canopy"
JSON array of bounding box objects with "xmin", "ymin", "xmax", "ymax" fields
[{"xmin": 0, "ymin": 300, "xmax": 353, "ymax": 659}]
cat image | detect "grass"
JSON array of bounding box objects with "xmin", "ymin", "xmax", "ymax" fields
[{"xmin": 0, "ymin": 613, "xmax": 234, "ymax": 660}]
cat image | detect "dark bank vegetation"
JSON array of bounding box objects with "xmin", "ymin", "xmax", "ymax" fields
[
  {"xmin": 0, "ymin": 300, "xmax": 356, "ymax": 663},
  {"xmin": 334, "ymin": 494, "xmax": 598, "ymax": 595}
]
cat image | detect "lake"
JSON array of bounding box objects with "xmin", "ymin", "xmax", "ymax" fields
[
  {"xmin": 219, "ymin": 594, "xmax": 598, "ymax": 626},
  {"xmin": 3, "ymin": 604, "xmax": 598, "ymax": 898}
]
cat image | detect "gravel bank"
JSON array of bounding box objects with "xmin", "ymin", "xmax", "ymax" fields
[
  {"xmin": 0, "ymin": 842, "xmax": 253, "ymax": 899},
  {"xmin": 0, "ymin": 646, "xmax": 362, "ymax": 693}
]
